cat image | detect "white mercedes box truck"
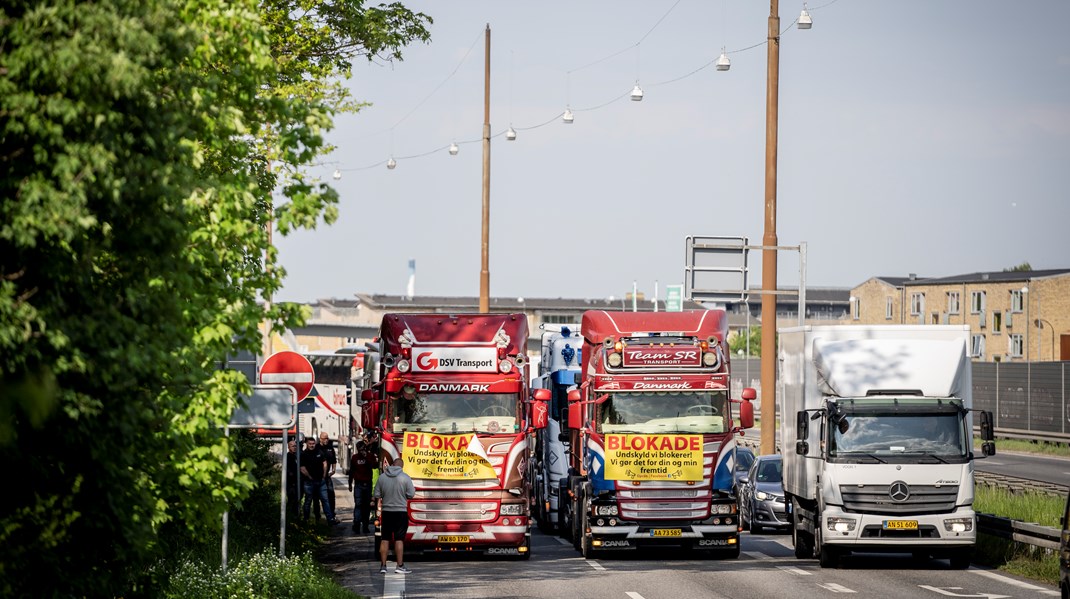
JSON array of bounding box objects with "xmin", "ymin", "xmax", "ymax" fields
[{"xmin": 778, "ymin": 325, "xmax": 995, "ymax": 569}]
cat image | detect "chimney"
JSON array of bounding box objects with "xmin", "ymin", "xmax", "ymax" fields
[
  {"xmin": 909, "ymin": 273, "xmax": 916, "ymax": 280},
  {"xmin": 406, "ymin": 259, "xmax": 415, "ymax": 299}
]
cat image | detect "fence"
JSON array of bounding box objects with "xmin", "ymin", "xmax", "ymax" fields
[{"xmin": 730, "ymin": 358, "xmax": 1070, "ymax": 441}]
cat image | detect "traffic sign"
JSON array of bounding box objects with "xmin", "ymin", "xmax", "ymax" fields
[
  {"xmin": 665, "ymin": 284, "xmax": 684, "ymax": 312},
  {"xmin": 260, "ymin": 351, "xmax": 315, "ymax": 401},
  {"xmin": 230, "ymin": 385, "xmax": 297, "ymax": 428},
  {"xmin": 684, "ymin": 235, "xmax": 748, "ymax": 304}
]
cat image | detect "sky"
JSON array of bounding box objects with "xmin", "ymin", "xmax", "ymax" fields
[{"xmin": 274, "ymin": 0, "xmax": 1070, "ymax": 304}]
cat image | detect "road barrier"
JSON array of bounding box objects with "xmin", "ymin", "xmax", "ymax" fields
[{"xmin": 977, "ymin": 512, "xmax": 1062, "ymax": 551}]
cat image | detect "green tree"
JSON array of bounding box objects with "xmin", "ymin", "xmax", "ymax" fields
[
  {"xmin": 0, "ymin": 1, "xmax": 428, "ymax": 596},
  {"xmin": 729, "ymin": 326, "xmax": 762, "ymax": 358},
  {"xmin": 1003, "ymin": 262, "xmax": 1033, "ymax": 272}
]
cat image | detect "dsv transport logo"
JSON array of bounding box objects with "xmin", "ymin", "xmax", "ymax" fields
[{"xmin": 416, "ymin": 352, "xmax": 439, "ymax": 370}]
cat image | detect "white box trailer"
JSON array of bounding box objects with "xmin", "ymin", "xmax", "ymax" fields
[{"xmin": 777, "ymin": 325, "xmax": 995, "ymax": 569}]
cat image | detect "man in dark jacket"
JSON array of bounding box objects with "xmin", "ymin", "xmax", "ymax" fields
[
  {"xmin": 300, "ymin": 436, "xmax": 338, "ymax": 525},
  {"xmin": 348, "ymin": 440, "xmax": 376, "ymax": 533},
  {"xmin": 373, "ymin": 458, "xmax": 415, "ymax": 574}
]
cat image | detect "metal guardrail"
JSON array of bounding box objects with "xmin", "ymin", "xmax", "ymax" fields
[
  {"xmin": 975, "ymin": 471, "xmax": 1069, "ymax": 498},
  {"xmin": 977, "ymin": 513, "xmax": 1062, "ymax": 551}
]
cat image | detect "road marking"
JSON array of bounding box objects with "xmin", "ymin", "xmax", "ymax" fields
[
  {"xmin": 743, "ymin": 550, "xmax": 773, "ymax": 560},
  {"xmin": 383, "ymin": 572, "xmax": 405, "ymax": 599},
  {"xmin": 817, "ymin": 583, "xmax": 856, "ymax": 593},
  {"xmin": 555, "ymin": 537, "xmax": 571, "ymax": 545},
  {"xmin": 625, "ymin": 593, "xmax": 646, "ymax": 599},
  {"xmin": 969, "ymin": 569, "xmax": 1060, "ymax": 596},
  {"xmin": 776, "ymin": 566, "xmax": 811, "ymax": 576},
  {"xmin": 918, "ymin": 585, "xmax": 1009, "ymax": 598},
  {"xmin": 586, "ymin": 560, "xmax": 606, "ymax": 571}
]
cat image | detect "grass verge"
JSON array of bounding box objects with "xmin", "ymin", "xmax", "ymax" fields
[
  {"xmin": 975, "ymin": 437, "xmax": 1070, "ymax": 458},
  {"xmin": 973, "ymin": 484, "xmax": 1063, "ymax": 586}
]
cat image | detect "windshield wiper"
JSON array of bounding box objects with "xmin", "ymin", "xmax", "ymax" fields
[
  {"xmin": 900, "ymin": 452, "xmax": 951, "ymax": 463},
  {"xmin": 838, "ymin": 453, "xmax": 886, "ymax": 463}
]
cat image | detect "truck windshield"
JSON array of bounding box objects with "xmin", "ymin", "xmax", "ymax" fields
[
  {"xmin": 829, "ymin": 411, "xmax": 967, "ymax": 458},
  {"xmin": 389, "ymin": 393, "xmax": 517, "ymax": 434},
  {"xmin": 598, "ymin": 390, "xmax": 728, "ymax": 434}
]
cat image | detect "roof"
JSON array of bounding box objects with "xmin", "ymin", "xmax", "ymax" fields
[
  {"xmin": 903, "ymin": 269, "xmax": 1070, "ymax": 286},
  {"xmin": 346, "ymin": 294, "xmax": 707, "ymax": 312}
]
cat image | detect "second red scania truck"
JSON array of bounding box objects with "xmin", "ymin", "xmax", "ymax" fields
[
  {"xmin": 562, "ymin": 310, "xmax": 755, "ymax": 558},
  {"xmin": 361, "ymin": 313, "xmax": 548, "ymax": 558}
]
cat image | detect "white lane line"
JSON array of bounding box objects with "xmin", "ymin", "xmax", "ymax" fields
[
  {"xmin": 586, "ymin": 560, "xmax": 606, "ymax": 571},
  {"xmin": 817, "ymin": 583, "xmax": 857, "ymax": 593},
  {"xmin": 625, "ymin": 593, "xmax": 646, "ymax": 599},
  {"xmin": 555, "ymin": 537, "xmax": 571, "ymax": 545},
  {"xmin": 776, "ymin": 566, "xmax": 812, "ymax": 576},
  {"xmin": 970, "ymin": 569, "xmax": 1061, "ymax": 595},
  {"xmin": 918, "ymin": 585, "xmax": 1009, "ymax": 598},
  {"xmin": 383, "ymin": 571, "xmax": 405, "ymax": 599},
  {"xmin": 743, "ymin": 550, "xmax": 773, "ymax": 560}
]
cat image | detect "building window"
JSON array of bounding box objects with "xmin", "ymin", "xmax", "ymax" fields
[
  {"xmin": 541, "ymin": 314, "xmax": 581, "ymax": 325},
  {"xmin": 910, "ymin": 293, "xmax": 925, "ymax": 316},
  {"xmin": 970, "ymin": 291, "xmax": 986, "ymax": 314},
  {"xmin": 1009, "ymin": 289, "xmax": 1025, "ymax": 313},
  {"xmin": 946, "ymin": 292, "xmax": 960, "ymax": 315},
  {"xmin": 1009, "ymin": 334, "xmax": 1024, "ymax": 358},
  {"xmin": 885, "ymin": 297, "xmax": 893, "ymax": 320},
  {"xmin": 992, "ymin": 311, "xmax": 1002, "ymax": 334},
  {"xmin": 970, "ymin": 334, "xmax": 986, "ymax": 358},
  {"xmin": 851, "ymin": 297, "xmax": 860, "ymax": 320}
]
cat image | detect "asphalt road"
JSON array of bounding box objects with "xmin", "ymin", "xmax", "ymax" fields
[{"xmin": 321, "ymin": 485, "xmax": 1061, "ymax": 599}]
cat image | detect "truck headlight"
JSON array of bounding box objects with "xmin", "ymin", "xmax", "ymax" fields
[
  {"xmin": 943, "ymin": 517, "xmax": 973, "ymax": 533},
  {"xmin": 500, "ymin": 504, "xmax": 524, "ymax": 516},
  {"xmin": 594, "ymin": 504, "xmax": 619, "ymax": 516},
  {"xmin": 827, "ymin": 517, "xmax": 857, "ymax": 532},
  {"xmin": 712, "ymin": 503, "xmax": 735, "ymax": 515}
]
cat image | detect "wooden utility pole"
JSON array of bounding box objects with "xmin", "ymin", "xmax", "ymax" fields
[{"xmin": 760, "ymin": 1, "xmax": 780, "ymax": 457}]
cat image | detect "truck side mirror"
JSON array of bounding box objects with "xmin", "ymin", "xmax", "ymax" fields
[
  {"xmin": 741, "ymin": 387, "xmax": 757, "ymax": 401},
  {"xmin": 360, "ymin": 389, "xmax": 379, "ymax": 431},
  {"xmin": 568, "ymin": 402, "xmax": 583, "ymax": 430},
  {"xmin": 796, "ymin": 440, "xmax": 810, "ymax": 455},
  {"xmin": 979, "ymin": 410, "xmax": 995, "ymax": 442},
  {"xmin": 567, "ymin": 389, "xmax": 581, "ymax": 402},
  {"xmin": 796, "ymin": 410, "xmax": 809, "ymax": 440},
  {"xmin": 737, "ymin": 399, "xmax": 754, "ymax": 429},
  {"xmin": 531, "ymin": 400, "xmax": 549, "ymax": 430},
  {"xmin": 531, "ymin": 388, "xmax": 551, "ymax": 402},
  {"xmin": 360, "ymin": 389, "xmax": 376, "ymax": 403}
]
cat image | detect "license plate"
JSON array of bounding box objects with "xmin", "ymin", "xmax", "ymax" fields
[
  {"xmin": 651, "ymin": 529, "xmax": 682, "ymax": 537},
  {"xmin": 437, "ymin": 535, "xmax": 470, "ymax": 543},
  {"xmin": 882, "ymin": 520, "xmax": 918, "ymax": 530}
]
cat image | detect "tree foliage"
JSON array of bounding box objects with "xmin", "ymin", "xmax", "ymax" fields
[
  {"xmin": 729, "ymin": 326, "xmax": 762, "ymax": 358},
  {"xmin": 0, "ymin": 0, "xmax": 429, "ymax": 596}
]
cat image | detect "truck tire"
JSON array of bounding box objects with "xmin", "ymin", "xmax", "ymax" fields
[
  {"xmin": 816, "ymin": 527, "xmax": 839, "ymax": 568},
  {"xmin": 791, "ymin": 499, "xmax": 814, "ymax": 559}
]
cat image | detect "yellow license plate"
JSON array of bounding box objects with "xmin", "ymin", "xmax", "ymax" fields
[
  {"xmin": 437, "ymin": 535, "xmax": 470, "ymax": 543},
  {"xmin": 651, "ymin": 529, "xmax": 682, "ymax": 537},
  {"xmin": 883, "ymin": 520, "xmax": 918, "ymax": 530}
]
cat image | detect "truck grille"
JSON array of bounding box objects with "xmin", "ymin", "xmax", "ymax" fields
[
  {"xmin": 618, "ymin": 489, "xmax": 703, "ymax": 499},
  {"xmin": 839, "ymin": 484, "xmax": 959, "ymax": 515}
]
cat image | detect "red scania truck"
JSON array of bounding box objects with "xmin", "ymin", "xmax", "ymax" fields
[
  {"xmin": 361, "ymin": 313, "xmax": 548, "ymax": 558},
  {"xmin": 562, "ymin": 310, "xmax": 755, "ymax": 558}
]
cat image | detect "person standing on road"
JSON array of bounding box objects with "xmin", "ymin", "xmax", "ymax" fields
[
  {"xmin": 373, "ymin": 457, "xmax": 415, "ymax": 574},
  {"xmin": 348, "ymin": 439, "xmax": 375, "ymax": 533},
  {"xmin": 300, "ymin": 436, "xmax": 338, "ymax": 525},
  {"xmin": 285, "ymin": 438, "xmax": 300, "ymax": 517},
  {"xmin": 317, "ymin": 432, "xmax": 338, "ymax": 518}
]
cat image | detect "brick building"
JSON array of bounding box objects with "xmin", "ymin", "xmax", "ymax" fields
[{"xmin": 849, "ymin": 269, "xmax": 1070, "ymax": 362}]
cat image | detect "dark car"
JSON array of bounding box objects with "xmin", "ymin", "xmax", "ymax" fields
[
  {"xmin": 739, "ymin": 454, "xmax": 790, "ymax": 534},
  {"xmin": 733, "ymin": 447, "xmax": 755, "ymax": 496},
  {"xmin": 1060, "ymin": 487, "xmax": 1068, "ymax": 599}
]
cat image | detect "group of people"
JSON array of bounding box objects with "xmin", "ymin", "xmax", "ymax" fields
[{"xmin": 285, "ymin": 430, "xmax": 416, "ymax": 574}]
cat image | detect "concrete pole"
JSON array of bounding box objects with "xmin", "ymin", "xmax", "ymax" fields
[
  {"xmin": 760, "ymin": 0, "xmax": 780, "ymax": 457},
  {"xmin": 480, "ymin": 24, "xmax": 491, "ymax": 313}
]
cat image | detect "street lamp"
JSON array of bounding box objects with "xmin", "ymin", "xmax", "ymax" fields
[{"xmin": 1035, "ymin": 318, "xmax": 1055, "ymax": 361}]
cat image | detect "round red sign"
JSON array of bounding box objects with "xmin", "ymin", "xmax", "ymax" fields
[{"xmin": 259, "ymin": 351, "xmax": 315, "ymax": 401}]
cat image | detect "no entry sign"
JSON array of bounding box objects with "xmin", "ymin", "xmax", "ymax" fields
[{"xmin": 259, "ymin": 351, "xmax": 315, "ymax": 402}]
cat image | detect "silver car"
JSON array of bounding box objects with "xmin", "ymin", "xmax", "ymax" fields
[{"xmin": 739, "ymin": 454, "xmax": 790, "ymax": 534}]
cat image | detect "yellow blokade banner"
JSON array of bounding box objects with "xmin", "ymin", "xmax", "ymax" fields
[
  {"xmin": 402, "ymin": 431, "xmax": 497, "ymax": 480},
  {"xmin": 603, "ymin": 434, "xmax": 704, "ymax": 481}
]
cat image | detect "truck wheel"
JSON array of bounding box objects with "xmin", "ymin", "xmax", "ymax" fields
[
  {"xmin": 570, "ymin": 488, "xmax": 582, "ymax": 551},
  {"xmin": 722, "ymin": 543, "xmax": 741, "ymax": 559},
  {"xmin": 791, "ymin": 506, "xmax": 813, "ymax": 559},
  {"xmin": 579, "ymin": 509, "xmax": 599, "ymax": 559},
  {"xmin": 818, "ymin": 544, "xmax": 839, "ymax": 568}
]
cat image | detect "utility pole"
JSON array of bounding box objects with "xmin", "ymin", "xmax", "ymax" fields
[
  {"xmin": 479, "ymin": 24, "xmax": 491, "ymax": 313},
  {"xmin": 760, "ymin": 0, "xmax": 780, "ymax": 457}
]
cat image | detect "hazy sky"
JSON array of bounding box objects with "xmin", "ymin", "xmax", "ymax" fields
[{"xmin": 275, "ymin": 0, "xmax": 1070, "ymax": 304}]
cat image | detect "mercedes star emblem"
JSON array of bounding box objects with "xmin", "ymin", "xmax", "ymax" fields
[{"xmin": 889, "ymin": 481, "xmax": 910, "ymax": 502}]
